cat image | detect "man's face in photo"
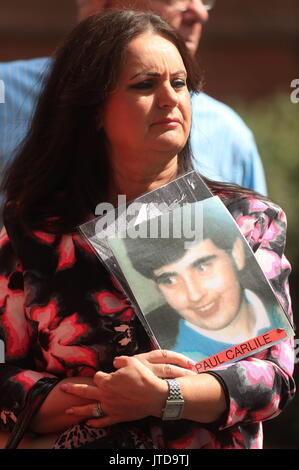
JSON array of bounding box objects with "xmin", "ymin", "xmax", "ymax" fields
[{"xmin": 153, "ymin": 238, "xmax": 245, "ymax": 331}]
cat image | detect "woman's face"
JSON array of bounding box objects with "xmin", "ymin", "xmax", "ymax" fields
[{"xmin": 102, "ymin": 32, "xmax": 192, "ymax": 165}]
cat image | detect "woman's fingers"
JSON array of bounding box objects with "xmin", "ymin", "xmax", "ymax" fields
[
  {"xmin": 113, "ymin": 350, "xmax": 197, "ymax": 377},
  {"xmin": 65, "ymin": 403, "xmax": 99, "ymax": 417},
  {"xmin": 65, "ymin": 403, "xmax": 114, "ymax": 428},
  {"xmin": 86, "ymin": 417, "xmax": 114, "ymax": 428},
  {"xmin": 60, "ymin": 370, "xmax": 109, "ymax": 398},
  {"xmin": 150, "ymin": 363, "xmax": 196, "ymax": 378},
  {"xmin": 112, "ymin": 355, "xmax": 139, "ymax": 369},
  {"xmin": 136, "ymin": 350, "xmax": 196, "ymax": 368},
  {"xmin": 60, "ymin": 383, "xmax": 100, "ymax": 401}
]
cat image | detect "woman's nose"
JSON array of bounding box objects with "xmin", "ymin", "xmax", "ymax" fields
[{"xmin": 157, "ymin": 84, "xmax": 178, "ymax": 108}]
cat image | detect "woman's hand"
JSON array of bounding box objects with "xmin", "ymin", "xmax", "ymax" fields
[
  {"xmin": 29, "ymin": 376, "xmax": 96, "ymax": 434},
  {"xmin": 127, "ymin": 349, "xmax": 197, "ymax": 376},
  {"xmin": 61, "ymin": 350, "xmax": 196, "ymax": 427}
]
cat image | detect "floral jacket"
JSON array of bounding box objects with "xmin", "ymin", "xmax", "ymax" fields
[{"xmin": 0, "ymin": 195, "xmax": 295, "ymax": 449}]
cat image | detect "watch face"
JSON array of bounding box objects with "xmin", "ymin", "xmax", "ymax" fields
[{"xmin": 163, "ymin": 400, "xmax": 184, "ymax": 420}]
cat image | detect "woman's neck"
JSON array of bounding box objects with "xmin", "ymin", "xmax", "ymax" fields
[{"xmin": 107, "ymin": 155, "xmax": 179, "ymax": 205}]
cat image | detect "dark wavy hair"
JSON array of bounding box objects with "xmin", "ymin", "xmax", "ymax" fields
[{"xmin": 2, "ymin": 9, "xmax": 203, "ymax": 234}]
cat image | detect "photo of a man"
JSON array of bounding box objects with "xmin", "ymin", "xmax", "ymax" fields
[
  {"xmin": 137, "ymin": 234, "xmax": 275, "ymax": 361},
  {"xmin": 108, "ymin": 197, "xmax": 287, "ymax": 362}
]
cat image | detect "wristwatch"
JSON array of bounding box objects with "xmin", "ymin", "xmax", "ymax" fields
[{"xmin": 162, "ymin": 378, "xmax": 185, "ymax": 421}]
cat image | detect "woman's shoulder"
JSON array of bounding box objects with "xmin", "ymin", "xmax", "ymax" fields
[
  {"xmin": 215, "ymin": 191, "xmax": 287, "ymax": 253},
  {"xmin": 217, "ymin": 191, "xmax": 284, "ymax": 221}
]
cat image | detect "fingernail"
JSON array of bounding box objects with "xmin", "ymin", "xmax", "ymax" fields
[
  {"xmin": 86, "ymin": 421, "xmax": 96, "ymax": 427},
  {"xmin": 187, "ymin": 361, "xmax": 196, "ymax": 370},
  {"xmin": 61, "ymin": 384, "xmax": 69, "ymax": 391},
  {"xmin": 65, "ymin": 408, "xmax": 74, "ymax": 415}
]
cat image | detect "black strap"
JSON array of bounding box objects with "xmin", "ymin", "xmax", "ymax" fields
[{"xmin": 5, "ymin": 378, "xmax": 60, "ymax": 449}]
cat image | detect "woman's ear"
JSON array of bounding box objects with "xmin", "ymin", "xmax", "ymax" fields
[{"xmin": 231, "ymin": 237, "xmax": 246, "ymax": 271}]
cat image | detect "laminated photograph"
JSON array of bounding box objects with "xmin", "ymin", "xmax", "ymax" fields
[
  {"xmin": 79, "ymin": 171, "xmax": 214, "ymax": 342},
  {"xmin": 104, "ymin": 196, "xmax": 294, "ymax": 373}
]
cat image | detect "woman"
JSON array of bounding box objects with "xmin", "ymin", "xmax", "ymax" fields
[{"xmin": 0, "ymin": 10, "xmax": 295, "ymax": 449}]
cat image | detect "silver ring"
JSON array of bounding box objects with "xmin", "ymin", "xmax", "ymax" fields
[{"xmin": 92, "ymin": 401, "xmax": 105, "ymax": 418}]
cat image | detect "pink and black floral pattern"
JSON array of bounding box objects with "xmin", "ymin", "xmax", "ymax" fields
[{"xmin": 0, "ymin": 194, "xmax": 295, "ymax": 449}]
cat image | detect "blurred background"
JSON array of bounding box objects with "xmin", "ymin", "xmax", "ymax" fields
[{"xmin": 0, "ymin": 0, "xmax": 298, "ymax": 449}]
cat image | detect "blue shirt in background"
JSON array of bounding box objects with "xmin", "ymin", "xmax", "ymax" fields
[{"xmin": 191, "ymin": 92, "xmax": 267, "ymax": 194}]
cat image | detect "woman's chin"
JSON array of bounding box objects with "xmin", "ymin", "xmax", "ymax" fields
[{"xmin": 150, "ymin": 137, "xmax": 187, "ymax": 155}]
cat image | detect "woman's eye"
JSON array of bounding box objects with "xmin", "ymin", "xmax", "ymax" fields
[
  {"xmin": 130, "ymin": 80, "xmax": 154, "ymax": 90},
  {"xmin": 172, "ymin": 78, "xmax": 186, "ymax": 89}
]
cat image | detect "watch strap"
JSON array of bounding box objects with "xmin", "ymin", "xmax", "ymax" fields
[{"xmin": 162, "ymin": 378, "xmax": 184, "ymax": 421}]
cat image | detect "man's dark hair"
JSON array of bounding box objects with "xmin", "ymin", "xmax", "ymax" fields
[{"xmin": 123, "ymin": 203, "xmax": 243, "ymax": 279}]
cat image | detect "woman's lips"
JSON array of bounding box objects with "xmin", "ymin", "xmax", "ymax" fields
[{"xmin": 151, "ymin": 118, "xmax": 181, "ymax": 127}]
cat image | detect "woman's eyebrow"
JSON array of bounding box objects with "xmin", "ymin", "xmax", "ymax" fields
[
  {"xmin": 130, "ymin": 71, "xmax": 160, "ymax": 80},
  {"xmin": 129, "ymin": 70, "xmax": 187, "ymax": 80}
]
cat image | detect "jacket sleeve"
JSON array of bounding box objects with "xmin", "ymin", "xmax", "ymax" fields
[
  {"xmin": 207, "ymin": 197, "xmax": 295, "ymax": 429},
  {"xmin": 0, "ymin": 227, "xmax": 58, "ymax": 432}
]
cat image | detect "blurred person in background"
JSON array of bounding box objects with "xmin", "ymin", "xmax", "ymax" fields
[{"xmin": 0, "ymin": 0, "xmax": 267, "ymax": 222}]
